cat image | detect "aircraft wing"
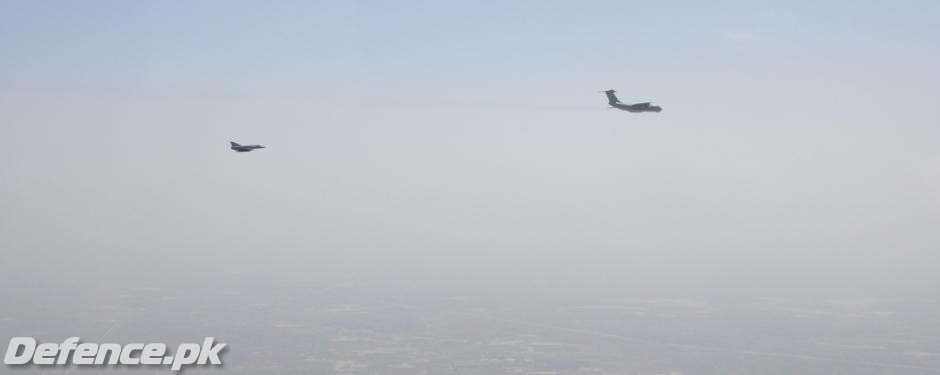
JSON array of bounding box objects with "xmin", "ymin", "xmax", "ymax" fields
[{"xmin": 633, "ymin": 102, "xmax": 651, "ymax": 108}]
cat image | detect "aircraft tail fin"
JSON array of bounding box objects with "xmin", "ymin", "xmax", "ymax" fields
[
  {"xmin": 603, "ymin": 90, "xmax": 620, "ymax": 105},
  {"xmin": 230, "ymin": 141, "xmax": 241, "ymax": 147}
]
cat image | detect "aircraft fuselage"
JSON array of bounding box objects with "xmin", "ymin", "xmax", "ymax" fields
[
  {"xmin": 230, "ymin": 142, "xmax": 265, "ymax": 152},
  {"xmin": 611, "ymin": 103, "xmax": 662, "ymax": 113}
]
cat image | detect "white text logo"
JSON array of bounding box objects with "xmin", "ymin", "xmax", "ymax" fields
[{"xmin": 4, "ymin": 337, "xmax": 226, "ymax": 371}]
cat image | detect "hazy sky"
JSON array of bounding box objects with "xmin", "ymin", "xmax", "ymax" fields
[{"xmin": 1, "ymin": 0, "xmax": 939, "ymax": 301}]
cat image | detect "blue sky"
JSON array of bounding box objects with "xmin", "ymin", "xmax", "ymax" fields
[
  {"xmin": 2, "ymin": 0, "xmax": 938, "ymax": 115},
  {"xmin": 2, "ymin": 1, "xmax": 938, "ymax": 182}
]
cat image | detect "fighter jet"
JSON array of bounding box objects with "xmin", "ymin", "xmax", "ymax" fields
[
  {"xmin": 230, "ymin": 141, "xmax": 265, "ymax": 152},
  {"xmin": 601, "ymin": 90, "xmax": 662, "ymax": 113}
]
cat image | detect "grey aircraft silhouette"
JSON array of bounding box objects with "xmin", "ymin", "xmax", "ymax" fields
[
  {"xmin": 601, "ymin": 90, "xmax": 662, "ymax": 113},
  {"xmin": 230, "ymin": 141, "xmax": 265, "ymax": 152}
]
